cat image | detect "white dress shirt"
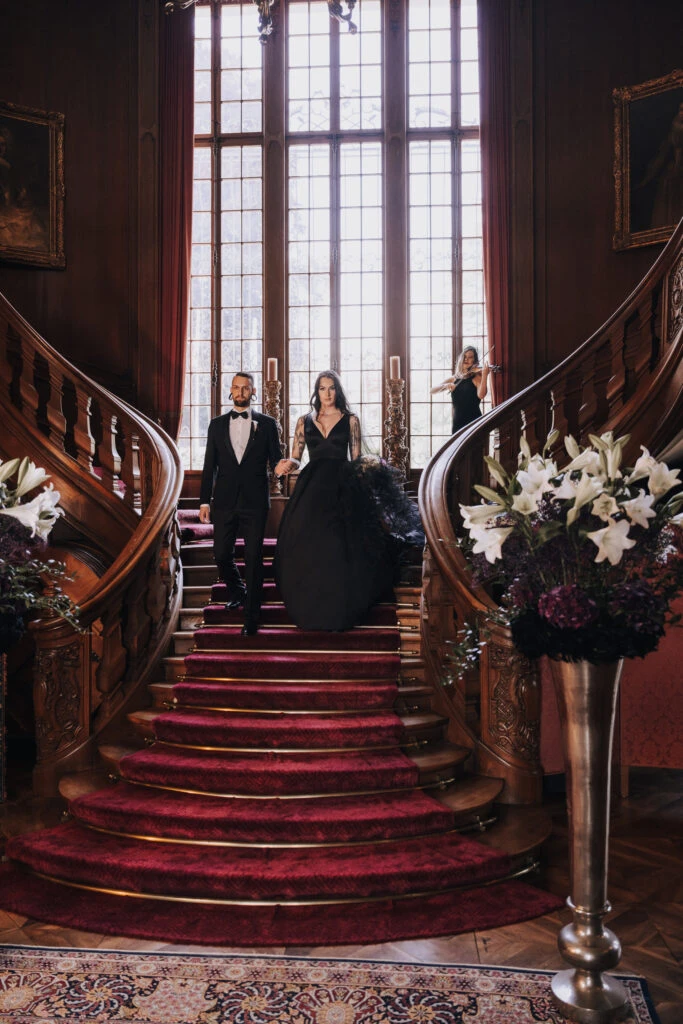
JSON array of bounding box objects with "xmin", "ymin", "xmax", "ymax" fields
[{"xmin": 229, "ymin": 406, "xmax": 252, "ymax": 464}]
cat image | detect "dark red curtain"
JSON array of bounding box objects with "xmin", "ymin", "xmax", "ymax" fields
[
  {"xmin": 478, "ymin": 0, "xmax": 511, "ymax": 405},
  {"xmin": 157, "ymin": 7, "xmax": 194, "ymax": 439}
]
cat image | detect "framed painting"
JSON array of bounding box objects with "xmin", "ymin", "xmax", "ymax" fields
[
  {"xmin": 0, "ymin": 100, "xmax": 65, "ymax": 268},
  {"xmin": 613, "ymin": 69, "xmax": 683, "ymax": 251}
]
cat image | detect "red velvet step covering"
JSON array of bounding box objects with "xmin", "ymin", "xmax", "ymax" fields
[
  {"xmin": 183, "ymin": 651, "xmax": 401, "ymax": 681},
  {"xmin": 7, "ymin": 822, "xmax": 512, "ymax": 900},
  {"xmin": 118, "ymin": 747, "xmax": 420, "ymax": 795},
  {"xmin": 202, "ymin": 603, "xmax": 398, "ymax": 627},
  {"xmin": 0, "ymin": 865, "xmax": 564, "ymax": 946},
  {"xmin": 69, "ymin": 785, "xmax": 457, "ymax": 844},
  {"xmin": 212, "ymin": 582, "xmax": 281, "ymax": 603},
  {"xmin": 171, "ymin": 679, "xmax": 399, "ymax": 711},
  {"xmin": 192, "ymin": 627, "xmax": 400, "ymax": 652},
  {"xmin": 150, "ymin": 709, "xmax": 405, "ymax": 749}
]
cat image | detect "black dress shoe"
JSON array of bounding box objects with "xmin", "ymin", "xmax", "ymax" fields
[
  {"xmin": 241, "ymin": 620, "xmax": 258, "ymax": 636},
  {"xmin": 225, "ymin": 597, "xmax": 245, "ymax": 611}
]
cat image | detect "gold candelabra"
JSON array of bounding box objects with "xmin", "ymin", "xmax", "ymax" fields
[{"xmin": 384, "ymin": 377, "xmax": 409, "ymax": 479}]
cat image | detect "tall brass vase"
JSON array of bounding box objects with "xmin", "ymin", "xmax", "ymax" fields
[{"xmin": 549, "ymin": 658, "xmax": 630, "ymax": 1022}]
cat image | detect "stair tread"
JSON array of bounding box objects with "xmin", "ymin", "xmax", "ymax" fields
[{"xmin": 8, "ymin": 821, "xmax": 510, "ymax": 900}]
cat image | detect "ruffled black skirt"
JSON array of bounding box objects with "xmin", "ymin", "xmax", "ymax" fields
[{"xmin": 275, "ymin": 456, "xmax": 423, "ymax": 631}]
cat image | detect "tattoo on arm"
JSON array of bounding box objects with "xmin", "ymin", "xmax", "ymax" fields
[
  {"xmin": 350, "ymin": 415, "xmax": 362, "ymax": 460},
  {"xmin": 291, "ymin": 416, "xmax": 306, "ymax": 461}
]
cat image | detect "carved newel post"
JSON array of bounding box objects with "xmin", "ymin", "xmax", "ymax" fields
[
  {"xmin": 264, "ymin": 368, "xmax": 285, "ymax": 496},
  {"xmin": 384, "ymin": 357, "xmax": 409, "ymax": 479}
]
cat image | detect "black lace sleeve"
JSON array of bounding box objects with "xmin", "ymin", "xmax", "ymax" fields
[
  {"xmin": 349, "ymin": 414, "xmax": 362, "ymax": 460},
  {"xmin": 291, "ymin": 415, "xmax": 306, "ymax": 462}
]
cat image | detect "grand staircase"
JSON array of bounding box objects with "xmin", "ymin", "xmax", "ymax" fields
[{"xmin": 0, "ymin": 509, "xmax": 559, "ymax": 945}]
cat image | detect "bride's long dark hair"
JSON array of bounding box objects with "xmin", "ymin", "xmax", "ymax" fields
[{"xmin": 310, "ymin": 369, "xmax": 354, "ymax": 415}]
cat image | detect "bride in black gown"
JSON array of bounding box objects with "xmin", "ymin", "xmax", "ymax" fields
[{"xmin": 274, "ymin": 371, "xmax": 422, "ymax": 631}]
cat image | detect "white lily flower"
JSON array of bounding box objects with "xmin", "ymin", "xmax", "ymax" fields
[
  {"xmin": 563, "ymin": 449, "xmax": 604, "ymax": 476},
  {"xmin": 0, "ymin": 484, "xmax": 63, "ymax": 539},
  {"xmin": 671, "ymin": 511, "xmax": 683, "ymax": 527},
  {"xmin": 587, "ymin": 518, "xmax": 636, "ymax": 565},
  {"xmin": 591, "ymin": 493, "xmax": 619, "ymax": 522},
  {"xmin": 14, "ymin": 458, "xmax": 51, "ymax": 498},
  {"xmin": 460, "ymin": 501, "xmax": 506, "ymax": 529},
  {"xmin": 647, "ymin": 463, "xmax": 681, "ymax": 499},
  {"xmin": 516, "ymin": 458, "xmax": 557, "ymax": 497},
  {"xmin": 511, "ymin": 490, "xmax": 540, "ymax": 515},
  {"xmin": 554, "ymin": 472, "xmax": 603, "ymax": 525},
  {"xmin": 626, "ymin": 446, "xmax": 658, "ymax": 483},
  {"xmin": 564, "ymin": 435, "xmax": 580, "ymax": 459},
  {"xmin": 620, "ymin": 490, "xmax": 656, "ymax": 529},
  {"xmin": 0, "ymin": 457, "xmax": 21, "ymax": 484},
  {"xmin": 604, "ymin": 443, "xmax": 623, "ymax": 480},
  {"xmin": 470, "ymin": 525, "xmax": 514, "ymax": 564}
]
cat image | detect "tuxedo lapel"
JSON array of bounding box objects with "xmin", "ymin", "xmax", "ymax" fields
[
  {"xmin": 222, "ymin": 415, "xmax": 239, "ymax": 464},
  {"xmin": 240, "ymin": 415, "xmax": 260, "ymax": 463}
]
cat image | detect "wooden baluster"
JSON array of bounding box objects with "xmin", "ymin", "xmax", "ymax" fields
[
  {"xmin": 118, "ymin": 417, "xmax": 142, "ymax": 512},
  {"xmin": 96, "ymin": 403, "xmax": 122, "ymax": 497},
  {"xmin": 605, "ymin": 323, "xmax": 627, "ymax": 417},
  {"xmin": 73, "ymin": 385, "xmax": 95, "ymax": 474},
  {"xmin": 632, "ymin": 292, "xmax": 658, "ymax": 384},
  {"xmin": 45, "ymin": 367, "xmax": 68, "ymax": 451},
  {"xmin": 521, "ymin": 399, "xmax": 542, "ymax": 457},
  {"xmin": 577, "ymin": 342, "xmax": 611, "ymax": 444},
  {"xmin": 14, "ymin": 335, "xmax": 41, "ymax": 425}
]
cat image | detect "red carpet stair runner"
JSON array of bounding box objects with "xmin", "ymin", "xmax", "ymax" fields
[{"xmin": 0, "ymin": 510, "xmax": 561, "ymax": 945}]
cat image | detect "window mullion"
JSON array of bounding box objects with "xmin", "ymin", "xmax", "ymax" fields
[
  {"xmin": 383, "ymin": 0, "xmax": 408, "ymax": 421},
  {"xmin": 330, "ymin": 137, "xmax": 341, "ymax": 373},
  {"xmin": 211, "ymin": 0, "xmax": 222, "ymax": 418}
]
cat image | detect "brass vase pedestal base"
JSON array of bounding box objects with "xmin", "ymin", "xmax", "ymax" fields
[
  {"xmin": 552, "ymin": 967, "xmax": 630, "ymax": 1023},
  {"xmin": 549, "ymin": 658, "xmax": 631, "ymax": 1023}
]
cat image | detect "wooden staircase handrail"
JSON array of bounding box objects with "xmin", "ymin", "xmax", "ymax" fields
[
  {"xmin": 0, "ymin": 290, "xmax": 184, "ymax": 794},
  {"xmin": 418, "ymin": 219, "xmax": 683, "ymax": 804}
]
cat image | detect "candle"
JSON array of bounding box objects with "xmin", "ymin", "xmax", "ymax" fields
[
  {"xmin": 389, "ymin": 356, "xmax": 401, "ymax": 379},
  {"xmin": 267, "ymin": 358, "xmax": 278, "ymax": 381}
]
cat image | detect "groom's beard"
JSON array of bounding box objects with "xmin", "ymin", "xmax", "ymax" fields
[{"xmin": 233, "ymin": 398, "xmax": 251, "ymax": 408}]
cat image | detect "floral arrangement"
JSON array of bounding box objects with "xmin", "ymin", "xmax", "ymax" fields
[
  {"xmin": 459, "ymin": 431, "xmax": 683, "ymax": 663},
  {"xmin": 0, "ymin": 457, "xmax": 80, "ymax": 654}
]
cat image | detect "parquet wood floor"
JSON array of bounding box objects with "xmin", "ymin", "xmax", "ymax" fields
[{"xmin": 1, "ymin": 768, "xmax": 681, "ymax": 1022}]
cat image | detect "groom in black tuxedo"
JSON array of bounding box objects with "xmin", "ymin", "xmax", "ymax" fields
[{"xmin": 199, "ymin": 372, "xmax": 282, "ymax": 635}]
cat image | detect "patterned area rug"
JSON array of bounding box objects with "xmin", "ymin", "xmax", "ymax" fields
[{"xmin": 0, "ymin": 946, "xmax": 661, "ymax": 1023}]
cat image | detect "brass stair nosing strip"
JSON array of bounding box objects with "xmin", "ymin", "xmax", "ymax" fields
[
  {"xmin": 78, "ymin": 821, "xmax": 466, "ymax": 849},
  {"xmin": 197, "ymin": 624, "xmax": 398, "ymax": 632},
  {"xmin": 169, "ymin": 676, "xmax": 400, "ymax": 685},
  {"xmin": 188, "ymin": 648, "xmax": 402, "ymax": 656},
  {"xmin": 146, "ymin": 739, "xmax": 408, "ymax": 755},
  {"xmin": 28, "ymin": 861, "xmax": 539, "ymax": 908},
  {"xmin": 117, "ymin": 776, "xmax": 458, "ymax": 800},
  {"xmin": 160, "ymin": 703, "xmax": 400, "ymax": 716}
]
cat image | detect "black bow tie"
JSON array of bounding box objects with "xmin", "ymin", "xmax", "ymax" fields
[{"xmin": 230, "ymin": 410, "xmax": 249, "ymax": 420}]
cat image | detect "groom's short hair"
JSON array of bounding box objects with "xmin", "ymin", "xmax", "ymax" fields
[{"xmin": 234, "ymin": 371, "xmax": 255, "ymax": 387}]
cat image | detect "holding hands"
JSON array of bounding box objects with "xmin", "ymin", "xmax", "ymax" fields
[{"xmin": 275, "ymin": 459, "xmax": 298, "ymax": 477}]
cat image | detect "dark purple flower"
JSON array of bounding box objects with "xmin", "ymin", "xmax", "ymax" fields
[
  {"xmin": 607, "ymin": 581, "xmax": 667, "ymax": 633},
  {"xmin": 538, "ymin": 584, "xmax": 599, "ymax": 630}
]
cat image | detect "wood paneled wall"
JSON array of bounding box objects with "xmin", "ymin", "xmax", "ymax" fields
[
  {"xmin": 0, "ymin": 0, "xmax": 680, "ymax": 417},
  {"xmin": 0, "ymin": 0, "xmax": 159, "ymax": 414},
  {"xmin": 530, "ymin": 0, "xmax": 682, "ymax": 380}
]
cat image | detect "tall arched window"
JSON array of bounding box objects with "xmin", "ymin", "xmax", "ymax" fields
[{"xmin": 179, "ymin": 0, "xmax": 483, "ymax": 474}]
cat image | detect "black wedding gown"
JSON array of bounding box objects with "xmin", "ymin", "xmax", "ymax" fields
[{"xmin": 275, "ymin": 414, "xmax": 422, "ymax": 631}]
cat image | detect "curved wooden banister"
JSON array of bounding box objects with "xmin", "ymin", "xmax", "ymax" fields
[
  {"xmin": 0, "ymin": 291, "xmax": 184, "ymax": 795},
  {"xmin": 419, "ymin": 219, "xmax": 683, "ymax": 804}
]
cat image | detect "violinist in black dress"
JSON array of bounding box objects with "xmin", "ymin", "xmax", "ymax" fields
[
  {"xmin": 274, "ymin": 371, "xmax": 422, "ymax": 631},
  {"xmin": 431, "ymin": 346, "xmax": 490, "ymax": 432}
]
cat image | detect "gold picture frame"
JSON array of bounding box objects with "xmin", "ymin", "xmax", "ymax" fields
[
  {"xmin": 0, "ymin": 100, "xmax": 65, "ymax": 268},
  {"xmin": 613, "ymin": 69, "xmax": 683, "ymax": 251}
]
